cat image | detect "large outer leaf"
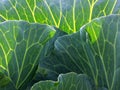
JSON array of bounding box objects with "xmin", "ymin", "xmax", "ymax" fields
[
  {"xmin": 31, "ymin": 72, "xmax": 92, "ymax": 90},
  {"xmin": 0, "ymin": 0, "xmax": 120, "ymax": 33},
  {"xmin": 0, "ymin": 20, "xmax": 55, "ymax": 90},
  {"xmin": 40, "ymin": 14, "xmax": 120, "ymax": 90}
]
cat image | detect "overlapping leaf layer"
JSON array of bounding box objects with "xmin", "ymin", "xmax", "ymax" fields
[
  {"xmin": 0, "ymin": 0, "xmax": 120, "ymax": 90},
  {"xmin": 40, "ymin": 15, "xmax": 120, "ymax": 90}
]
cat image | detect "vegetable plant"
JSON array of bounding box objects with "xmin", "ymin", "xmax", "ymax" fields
[{"xmin": 0, "ymin": 0, "xmax": 120, "ymax": 90}]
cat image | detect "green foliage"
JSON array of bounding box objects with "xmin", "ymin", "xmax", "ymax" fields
[
  {"xmin": 0, "ymin": 21, "xmax": 55, "ymax": 90},
  {"xmin": 40, "ymin": 15, "xmax": 120, "ymax": 90},
  {"xmin": 31, "ymin": 72, "xmax": 92, "ymax": 90},
  {"xmin": 0, "ymin": 0, "xmax": 120, "ymax": 90},
  {"xmin": 0, "ymin": 0, "xmax": 120, "ymax": 33}
]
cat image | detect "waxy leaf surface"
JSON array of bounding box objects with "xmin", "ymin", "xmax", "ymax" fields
[{"xmin": 0, "ymin": 20, "xmax": 55, "ymax": 90}]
